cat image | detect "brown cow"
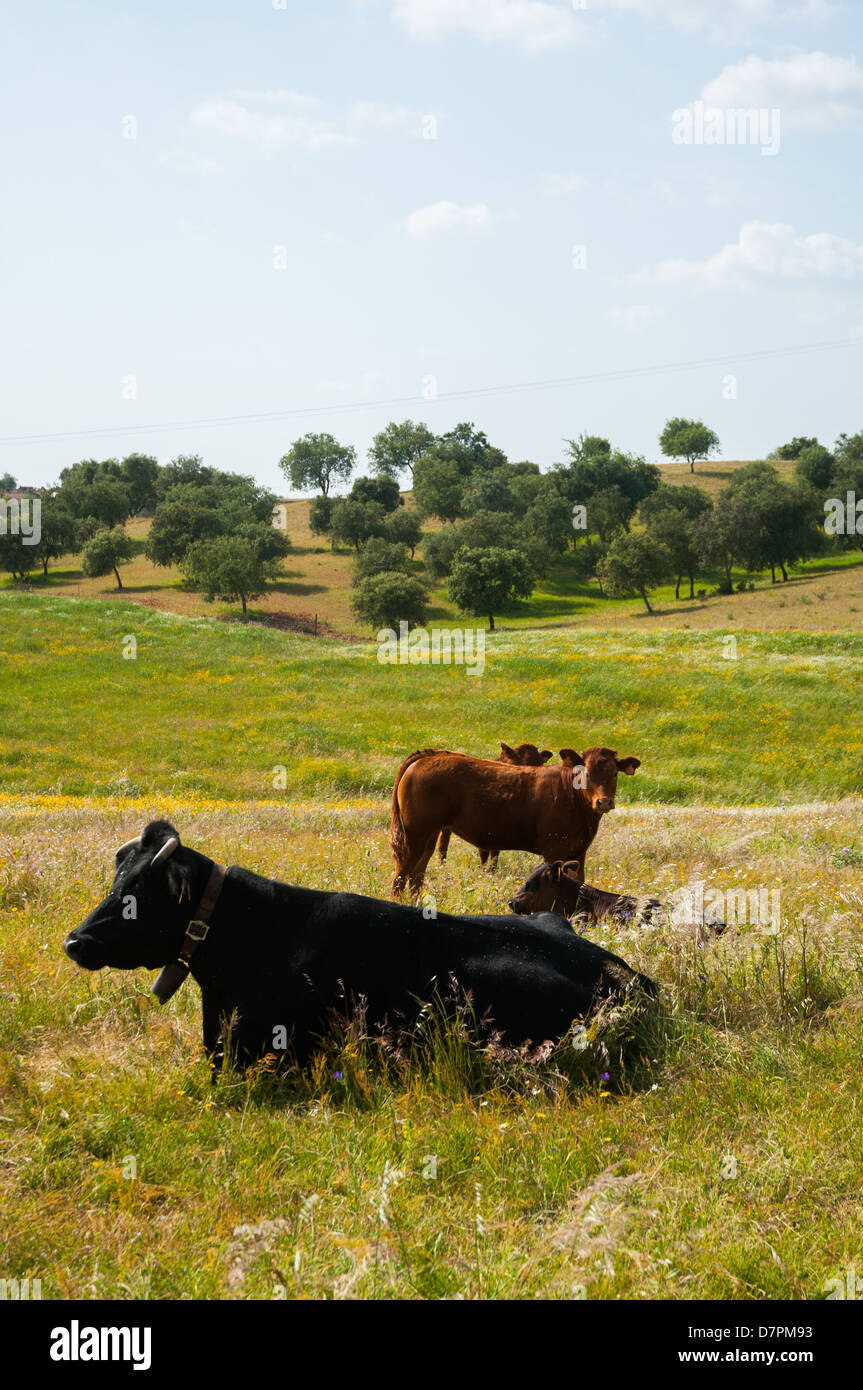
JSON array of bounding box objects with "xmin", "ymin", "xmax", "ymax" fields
[
  {"xmin": 509, "ymin": 860, "xmax": 664, "ymax": 926},
  {"xmin": 390, "ymin": 745, "xmax": 640, "ymax": 899},
  {"xmin": 437, "ymin": 742, "xmax": 553, "ymax": 870}
]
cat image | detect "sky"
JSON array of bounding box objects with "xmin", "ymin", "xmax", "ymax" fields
[{"xmin": 2, "ymin": 0, "xmax": 863, "ymax": 494}]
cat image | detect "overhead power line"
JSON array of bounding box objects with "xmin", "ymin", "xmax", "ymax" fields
[{"xmin": 1, "ymin": 334, "xmax": 860, "ymax": 447}]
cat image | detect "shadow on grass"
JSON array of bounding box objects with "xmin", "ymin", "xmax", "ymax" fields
[
  {"xmin": 689, "ymin": 467, "xmax": 738, "ymax": 480},
  {"xmin": 99, "ymin": 583, "xmax": 163, "ymax": 595},
  {"xmin": 9, "ymin": 567, "xmax": 85, "ymax": 587},
  {"xmin": 503, "ymin": 592, "xmax": 594, "ymax": 621},
  {"xmin": 424, "ymin": 603, "xmax": 460, "ymax": 622},
  {"xmin": 271, "ymin": 577, "xmax": 328, "ymax": 598}
]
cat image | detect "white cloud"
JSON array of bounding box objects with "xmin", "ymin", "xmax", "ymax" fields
[
  {"xmin": 595, "ymin": 0, "xmax": 836, "ymax": 40},
  {"xmin": 189, "ymin": 97, "xmax": 344, "ymax": 151},
  {"xmin": 696, "ymin": 52, "xmax": 863, "ymax": 130},
  {"xmin": 608, "ymin": 304, "xmax": 663, "ymax": 328},
  {"xmin": 188, "ymin": 93, "xmax": 418, "ymax": 153},
  {"xmin": 540, "ymin": 171, "xmax": 587, "ymax": 196},
  {"xmin": 404, "ymin": 200, "xmax": 493, "ymax": 236},
  {"xmin": 642, "ymin": 220, "xmax": 863, "ymax": 288},
  {"xmin": 382, "ymin": 0, "xmax": 834, "ymax": 49},
  {"xmin": 390, "ymin": 0, "xmax": 583, "ymax": 52}
]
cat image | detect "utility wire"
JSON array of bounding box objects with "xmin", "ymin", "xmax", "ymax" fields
[{"xmin": 1, "ymin": 334, "xmax": 860, "ymax": 446}]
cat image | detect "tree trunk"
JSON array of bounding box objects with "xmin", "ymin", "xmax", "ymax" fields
[
  {"xmin": 488, "ymin": 614, "xmax": 495, "ymax": 631},
  {"xmin": 688, "ymin": 572, "xmax": 695, "ymax": 599},
  {"xmin": 689, "ymin": 458, "xmax": 695, "ymax": 473},
  {"xmin": 241, "ymin": 593, "xmax": 248, "ymax": 617},
  {"xmin": 114, "ymin": 567, "xmax": 123, "ymax": 589},
  {"xmin": 42, "ymin": 558, "xmax": 49, "ymax": 576},
  {"xmin": 641, "ymin": 589, "xmax": 653, "ymax": 614},
  {"xmin": 780, "ymin": 561, "xmax": 788, "ymax": 581},
  {"xmin": 770, "ymin": 565, "xmax": 776, "ymax": 584},
  {"xmin": 675, "ymin": 574, "xmax": 681, "ymax": 599}
]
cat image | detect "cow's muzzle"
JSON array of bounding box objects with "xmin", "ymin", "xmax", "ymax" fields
[{"xmin": 63, "ymin": 933, "xmax": 102, "ymax": 969}]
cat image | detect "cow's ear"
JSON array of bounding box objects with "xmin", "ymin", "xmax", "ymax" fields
[
  {"xmin": 539, "ymin": 749, "xmax": 553, "ymax": 763},
  {"xmin": 550, "ymin": 861, "xmax": 565, "ymax": 879},
  {"xmin": 563, "ymin": 860, "xmax": 583, "ymax": 881},
  {"xmin": 616, "ymin": 756, "xmax": 641, "ymax": 775},
  {"xmin": 499, "ymin": 742, "xmax": 516, "ymax": 760},
  {"xmin": 559, "ymin": 748, "xmax": 585, "ymax": 767},
  {"xmin": 141, "ymin": 818, "xmax": 182, "ymax": 851},
  {"xmin": 165, "ymin": 855, "xmax": 193, "ymax": 904}
]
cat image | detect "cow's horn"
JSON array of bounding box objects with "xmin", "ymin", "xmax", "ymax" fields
[
  {"xmin": 116, "ymin": 835, "xmax": 142, "ymax": 855},
  {"xmin": 151, "ymin": 836, "xmax": 180, "ymax": 867}
]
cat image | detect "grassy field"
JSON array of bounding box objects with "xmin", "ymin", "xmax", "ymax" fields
[
  {"xmin": 1, "ymin": 593, "xmax": 861, "ymax": 803},
  {"xmin": 8, "ymin": 460, "xmax": 863, "ymax": 636},
  {"xmin": 2, "ymin": 794, "xmax": 862, "ymax": 1299},
  {"xmin": 1, "ymin": 590, "xmax": 861, "ymax": 1300}
]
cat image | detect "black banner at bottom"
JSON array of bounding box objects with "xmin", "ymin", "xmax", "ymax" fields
[{"xmin": 2, "ymin": 1297, "xmax": 856, "ymax": 1376}]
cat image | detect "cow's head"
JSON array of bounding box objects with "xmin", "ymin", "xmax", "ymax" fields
[
  {"xmin": 63, "ymin": 821, "xmax": 209, "ymax": 971},
  {"xmin": 508, "ymin": 859, "xmax": 583, "ymax": 915},
  {"xmin": 559, "ymin": 746, "xmax": 640, "ymax": 814},
  {"xmin": 499, "ymin": 742, "xmax": 553, "ymax": 765}
]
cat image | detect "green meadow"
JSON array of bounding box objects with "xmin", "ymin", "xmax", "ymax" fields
[{"xmin": 1, "ymin": 592, "xmax": 861, "ymax": 804}]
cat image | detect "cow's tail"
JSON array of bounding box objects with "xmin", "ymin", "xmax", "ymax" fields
[{"xmin": 389, "ymin": 748, "xmax": 440, "ymax": 861}]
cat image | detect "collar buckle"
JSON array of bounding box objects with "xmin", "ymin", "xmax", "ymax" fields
[{"xmin": 151, "ymin": 863, "xmax": 225, "ymax": 1004}]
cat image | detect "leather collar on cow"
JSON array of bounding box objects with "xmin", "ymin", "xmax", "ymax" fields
[{"xmin": 151, "ymin": 862, "xmax": 226, "ymax": 1004}]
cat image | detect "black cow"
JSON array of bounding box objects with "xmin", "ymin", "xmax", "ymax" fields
[{"xmin": 63, "ymin": 821, "xmax": 657, "ymax": 1072}]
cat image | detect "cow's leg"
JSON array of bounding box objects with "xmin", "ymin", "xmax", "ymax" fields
[
  {"xmin": 407, "ymin": 833, "xmax": 439, "ymax": 901},
  {"xmin": 391, "ymin": 830, "xmax": 416, "ymax": 898},
  {"xmin": 485, "ymin": 850, "xmax": 500, "ymax": 873},
  {"xmin": 437, "ymin": 829, "xmax": 452, "ymax": 863},
  {"xmin": 392, "ymin": 832, "xmax": 427, "ymax": 899},
  {"xmin": 393, "ymin": 820, "xmax": 441, "ymax": 899}
]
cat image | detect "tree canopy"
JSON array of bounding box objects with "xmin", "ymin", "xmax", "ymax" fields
[
  {"xmin": 368, "ymin": 420, "xmax": 435, "ymax": 480},
  {"xmin": 279, "ymin": 433, "xmax": 356, "ymax": 497},
  {"xmin": 81, "ymin": 526, "xmax": 136, "ymax": 589},
  {"xmin": 182, "ymin": 535, "xmax": 284, "ymax": 617},
  {"xmin": 447, "ymin": 546, "xmax": 535, "ymax": 631},
  {"xmin": 597, "ymin": 532, "xmax": 671, "ymax": 614},
  {"xmin": 351, "ymin": 571, "xmax": 429, "ymax": 630},
  {"xmin": 658, "ymin": 418, "xmax": 720, "ymax": 473}
]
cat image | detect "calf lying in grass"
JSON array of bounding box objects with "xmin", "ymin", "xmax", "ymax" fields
[
  {"xmin": 63, "ymin": 820, "xmax": 657, "ymax": 1075},
  {"xmin": 509, "ymin": 860, "xmax": 727, "ymax": 938},
  {"xmin": 509, "ymin": 859, "xmax": 665, "ymax": 927}
]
